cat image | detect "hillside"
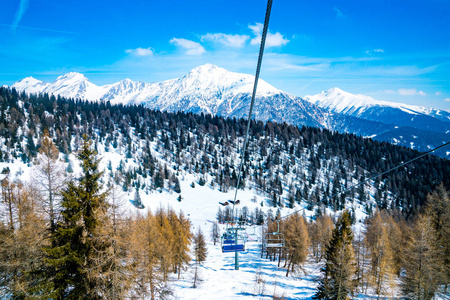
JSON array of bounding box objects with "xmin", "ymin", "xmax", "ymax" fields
[
  {"xmin": 1, "ymin": 87, "xmax": 449, "ymax": 217},
  {"xmin": 1, "ymin": 87, "xmax": 450, "ymax": 299}
]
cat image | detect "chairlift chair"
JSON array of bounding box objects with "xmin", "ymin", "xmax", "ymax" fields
[
  {"xmin": 221, "ymin": 227, "xmax": 246, "ymax": 253},
  {"xmin": 264, "ymin": 220, "xmax": 285, "ymax": 249}
]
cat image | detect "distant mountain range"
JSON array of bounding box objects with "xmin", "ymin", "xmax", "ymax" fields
[{"xmin": 11, "ymin": 64, "xmax": 450, "ymax": 158}]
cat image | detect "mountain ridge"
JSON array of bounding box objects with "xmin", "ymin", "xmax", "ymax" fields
[{"xmin": 10, "ymin": 64, "xmax": 450, "ymax": 158}]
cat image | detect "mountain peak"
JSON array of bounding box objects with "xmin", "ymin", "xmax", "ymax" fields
[
  {"xmin": 192, "ymin": 63, "xmax": 221, "ymax": 72},
  {"xmin": 188, "ymin": 64, "xmax": 226, "ymax": 77},
  {"xmin": 11, "ymin": 76, "xmax": 49, "ymax": 93},
  {"xmin": 323, "ymin": 87, "xmax": 348, "ymax": 96},
  {"xmin": 18, "ymin": 76, "xmax": 42, "ymax": 85},
  {"xmin": 56, "ymin": 72, "xmax": 89, "ymax": 82}
]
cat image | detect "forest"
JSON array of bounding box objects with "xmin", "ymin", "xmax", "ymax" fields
[{"xmin": 0, "ymin": 87, "xmax": 449, "ymax": 298}]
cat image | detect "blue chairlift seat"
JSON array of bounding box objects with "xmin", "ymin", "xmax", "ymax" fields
[{"xmin": 221, "ymin": 231, "xmax": 245, "ymax": 253}]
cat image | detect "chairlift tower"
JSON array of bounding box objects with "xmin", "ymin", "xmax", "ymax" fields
[{"xmin": 221, "ymin": 221, "xmax": 246, "ymax": 270}]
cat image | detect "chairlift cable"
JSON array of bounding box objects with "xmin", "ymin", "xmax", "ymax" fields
[{"xmin": 230, "ymin": 0, "xmax": 273, "ymax": 223}]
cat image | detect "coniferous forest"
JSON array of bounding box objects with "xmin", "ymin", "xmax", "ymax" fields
[{"xmin": 0, "ymin": 87, "xmax": 449, "ymax": 298}]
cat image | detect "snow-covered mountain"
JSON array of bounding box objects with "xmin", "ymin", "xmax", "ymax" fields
[
  {"xmin": 12, "ymin": 64, "xmax": 328, "ymax": 128},
  {"xmin": 10, "ymin": 65, "xmax": 450, "ymax": 157},
  {"xmin": 12, "ymin": 76, "xmax": 50, "ymax": 95},
  {"xmin": 306, "ymin": 87, "xmax": 450, "ymax": 134}
]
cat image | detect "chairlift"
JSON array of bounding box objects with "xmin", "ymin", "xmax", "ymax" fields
[
  {"xmin": 264, "ymin": 220, "xmax": 285, "ymax": 249},
  {"xmin": 221, "ymin": 227, "xmax": 246, "ymax": 253}
]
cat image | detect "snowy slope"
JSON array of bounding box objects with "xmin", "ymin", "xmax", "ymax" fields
[
  {"xmin": 306, "ymin": 87, "xmax": 427, "ymax": 116},
  {"xmin": 12, "ymin": 77, "xmax": 50, "ymax": 94},
  {"xmin": 306, "ymin": 88, "xmax": 450, "ymax": 130}
]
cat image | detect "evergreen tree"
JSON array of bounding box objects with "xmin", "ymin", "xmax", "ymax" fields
[
  {"xmin": 314, "ymin": 210, "xmax": 355, "ymax": 300},
  {"xmin": 44, "ymin": 136, "xmax": 111, "ymax": 299}
]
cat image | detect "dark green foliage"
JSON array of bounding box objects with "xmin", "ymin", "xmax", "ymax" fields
[
  {"xmin": 43, "ymin": 136, "xmax": 110, "ymax": 299},
  {"xmin": 173, "ymin": 176, "xmax": 181, "ymax": 193},
  {"xmin": 0, "ymin": 87, "xmax": 449, "ymax": 219}
]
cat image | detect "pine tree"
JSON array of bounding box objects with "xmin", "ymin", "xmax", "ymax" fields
[
  {"xmin": 314, "ymin": 210, "xmax": 355, "ymax": 300},
  {"xmin": 43, "ymin": 135, "xmax": 111, "ymax": 299}
]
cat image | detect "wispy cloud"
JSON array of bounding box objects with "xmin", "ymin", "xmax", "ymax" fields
[
  {"xmin": 398, "ymin": 88, "xmax": 426, "ymax": 96},
  {"xmin": 249, "ymin": 23, "xmax": 289, "ymax": 47},
  {"xmin": 444, "ymin": 98, "xmax": 450, "ymax": 102},
  {"xmin": 11, "ymin": 0, "xmax": 30, "ymax": 32},
  {"xmin": 201, "ymin": 33, "xmax": 249, "ymax": 48},
  {"xmin": 125, "ymin": 47, "xmax": 154, "ymax": 56},
  {"xmin": 365, "ymin": 49, "xmax": 385, "ymax": 55},
  {"xmin": 170, "ymin": 38, "xmax": 205, "ymax": 55},
  {"xmin": 334, "ymin": 7, "xmax": 345, "ymax": 19},
  {"xmin": 435, "ymin": 91, "xmax": 442, "ymax": 96}
]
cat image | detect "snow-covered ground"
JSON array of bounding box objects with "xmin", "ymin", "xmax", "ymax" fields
[{"xmin": 171, "ymin": 241, "xmax": 321, "ymax": 300}]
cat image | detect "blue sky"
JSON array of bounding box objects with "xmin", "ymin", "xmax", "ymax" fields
[{"xmin": 1, "ymin": 0, "xmax": 450, "ymax": 110}]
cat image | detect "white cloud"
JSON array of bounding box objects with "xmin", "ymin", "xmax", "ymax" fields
[
  {"xmin": 249, "ymin": 23, "xmax": 289, "ymax": 47},
  {"xmin": 365, "ymin": 49, "xmax": 385, "ymax": 55},
  {"xmin": 170, "ymin": 38, "xmax": 205, "ymax": 55},
  {"xmin": 125, "ymin": 47, "xmax": 154, "ymax": 56},
  {"xmin": 435, "ymin": 91, "xmax": 442, "ymax": 96},
  {"xmin": 249, "ymin": 23, "xmax": 264, "ymax": 36},
  {"xmin": 201, "ymin": 33, "xmax": 249, "ymax": 48},
  {"xmin": 444, "ymin": 98, "xmax": 450, "ymax": 102},
  {"xmin": 398, "ymin": 88, "xmax": 426, "ymax": 96}
]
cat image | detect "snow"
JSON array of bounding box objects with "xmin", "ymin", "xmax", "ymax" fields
[
  {"xmin": 172, "ymin": 241, "xmax": 321, "ymax": 299},
  {"xmin": 10, "ymin": 64, "xmax": 282, "ymax": 108},
  {"xmin": 12, "ymin": 76, "xmax": 50, "ymax": 94},
  {"xmin": 304, "ymin": 87, "xmax": 446, "ymax": 119},
  {"xmin": 129, "ymin": 173, "xmax": 320, "ymax": 299}
]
